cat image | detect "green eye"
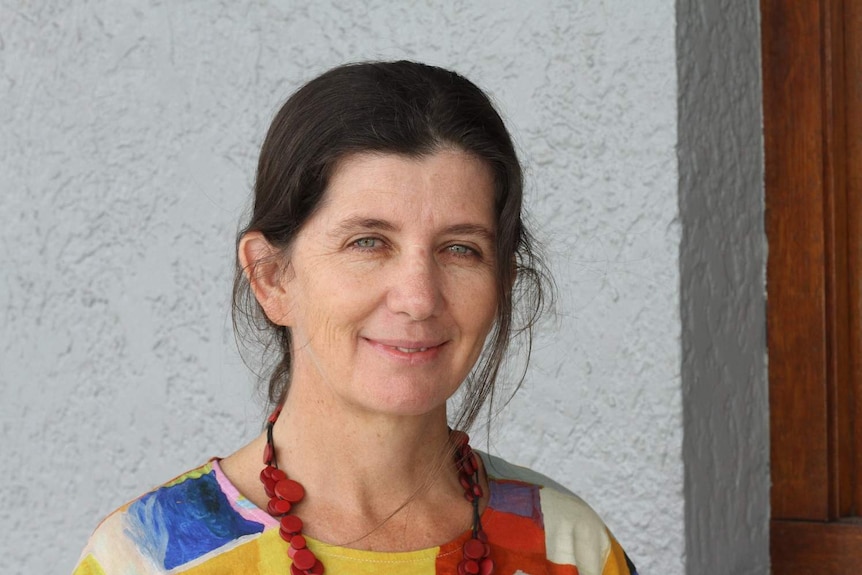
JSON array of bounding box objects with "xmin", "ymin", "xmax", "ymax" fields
[
  {"xmin": 448, "ymin": 245, "xmax": 473, "ymax": 256},
  {"xmin": 354, "ymin": 238, "xmax": 378, "ymax": 249}
]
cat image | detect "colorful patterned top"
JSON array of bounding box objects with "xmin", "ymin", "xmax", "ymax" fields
[{"xmin": 74, "ymin": 454, "xmax": 637, "ymax": 575}]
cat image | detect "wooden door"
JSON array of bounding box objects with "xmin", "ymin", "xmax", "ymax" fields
[{"xmin": 763, "ymin": 0, "xmax": 862, "ymax": 571}]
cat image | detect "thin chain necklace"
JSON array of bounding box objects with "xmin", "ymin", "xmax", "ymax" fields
[{"xmin": 259, "ymin": 405, "xmax": 495, "ymax": 575}]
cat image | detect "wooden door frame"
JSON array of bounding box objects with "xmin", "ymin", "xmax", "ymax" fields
[{"xmin": 764, "ymin": 0, "xmax": 862, "ymax": 571}]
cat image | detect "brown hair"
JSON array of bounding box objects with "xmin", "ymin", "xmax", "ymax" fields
[{"xmin": 233, "ymin": 61, "xmax": 550, "ymax": 431}]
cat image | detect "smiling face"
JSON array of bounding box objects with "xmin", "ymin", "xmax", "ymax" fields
[{"xmin": 274, "ymin": 149, "xmax": 499, "ymax": 418}]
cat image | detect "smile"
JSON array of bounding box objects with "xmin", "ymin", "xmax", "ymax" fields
[{"xmin": 362, "ymin": 338, "xmax": 447, "ymax": 362}]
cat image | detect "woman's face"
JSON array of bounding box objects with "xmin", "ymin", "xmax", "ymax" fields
[{"xmin": 276, "ymin": 149, "xmax": 498, "ymax": 418}]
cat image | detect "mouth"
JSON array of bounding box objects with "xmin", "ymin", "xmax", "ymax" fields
[
  {"xmin": 362, "ymin": 338, "xmax": 447, "ymax": 361},
  {"xmin": 393, "ymin": 346, "xmax": 431, "ymax": 353}
]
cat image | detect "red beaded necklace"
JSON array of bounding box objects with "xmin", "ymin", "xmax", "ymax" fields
[{"xmin": 259, "ymin": 405, "xmax": 495, "ymax": 575}]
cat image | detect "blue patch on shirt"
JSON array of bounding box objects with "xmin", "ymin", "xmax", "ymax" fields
[
  {"xmin": 126, "ymin": 469, "xmax": 264, "ymax": 569},
  {"xmin": 488, "ymin": 480, "xmax": 544, "ymax": 528}
]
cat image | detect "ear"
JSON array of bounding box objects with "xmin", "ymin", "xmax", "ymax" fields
[{"xmin": 239, "ymin": 231, "xmax": 294, "ymax": 326}]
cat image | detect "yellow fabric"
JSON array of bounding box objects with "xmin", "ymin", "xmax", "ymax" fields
[
  {"xmin": 180, "ymin": 530, "xmax": 285, "ymax": 574},
  {"xmin": 72, "ymin": 554, "xmax": 107, "ymax": 575},
  {"xmin": 601, "ymin": 534, "xmax": 633, "ymax": 575},
  {"xmin": 311, "ymin": 538, "xmax": 440, "ymax": 575}
]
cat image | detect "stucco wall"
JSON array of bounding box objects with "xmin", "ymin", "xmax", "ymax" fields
[
  {"xmin": 1, "ymin": 2, "xmax": 687, "ymax": 573},
  {"xmin": 677, "ymin": 1, "xmax": 769, "ymax": 573}
]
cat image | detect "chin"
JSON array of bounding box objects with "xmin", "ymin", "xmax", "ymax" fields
[{"xmin": 355, "ymin": 386, "xmax": 453, "ymax": 419}]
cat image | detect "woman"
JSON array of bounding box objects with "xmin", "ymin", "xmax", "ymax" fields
[{"xmin": 75, "ymin": 61, "xmax": 637, "ymax": 575}]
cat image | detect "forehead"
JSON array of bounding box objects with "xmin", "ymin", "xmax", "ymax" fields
[{"xmin": 316, "ymin": 150, "xmax": 497, "ymax": 228}]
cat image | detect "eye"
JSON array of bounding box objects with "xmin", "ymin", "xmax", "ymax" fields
[
  {"xmin": 446, "ymin": 244, "xmax": 476, "ymax": 257},
  {"xmin": 352, "ymin": 237, "xmax": 382, "ymax": 250}
]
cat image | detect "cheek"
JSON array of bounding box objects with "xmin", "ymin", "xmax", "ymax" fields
[
  {"xmin": 291, "ymin": 273, "xmax": 371, "ymax": 345},
  {"xmin": 454, "ymin": 276, "xmax": 498, "ymax": 337}
]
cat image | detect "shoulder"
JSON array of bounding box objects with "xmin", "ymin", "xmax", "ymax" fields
[
  {"xmin": 479, "ymin": 452, "xmax": 637, "ymax": 575},
  {"xmin": 74, "ymin": 460, "xmax": 269, "ymax": 574},
  {"xmin": 480, "ymin": 451, "xmax": 606, "ymax": 536}
]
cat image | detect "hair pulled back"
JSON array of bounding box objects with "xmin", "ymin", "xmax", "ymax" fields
[{"xmin": 233, "ymin": 61, "xmax": 549, "ymax": 431}]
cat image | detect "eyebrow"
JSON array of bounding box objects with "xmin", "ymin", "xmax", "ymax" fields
[
  {"xmin": 331, "ymin": 217, "xmax": 398, "ymax": 237},
  {"xmin": 331, "ymin": 217, "xmax": 495, "ymax": 242},
  {"xmin": 443, "ymin": 223, "xmax": 496, "ymax": 243}
]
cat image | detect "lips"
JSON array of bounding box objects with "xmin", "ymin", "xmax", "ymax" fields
[
  {"xmin": 362, "ymin": 337, "xmax": 447, "ymax": 360},
  {"xmin": 366, "ymin": 337, "xmax": 445, "ymax": 348}
]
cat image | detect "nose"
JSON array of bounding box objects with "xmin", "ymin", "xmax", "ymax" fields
[{"xmin": 386, "ymin": 250, "xmax": 443, "ymax": 320}]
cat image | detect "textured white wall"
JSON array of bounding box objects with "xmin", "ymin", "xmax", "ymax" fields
[
  {"xmin": 0, "ymin": 1, "xmax": 688, "ymax": 573},
  {"xmin": 677, "ymin": 2, "xmax": 769, "ymax": 574}
]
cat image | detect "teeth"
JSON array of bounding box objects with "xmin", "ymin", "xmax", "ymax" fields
[{"xmin": 395, "ymin": 347, "xmax": 429, "ymax": 353}]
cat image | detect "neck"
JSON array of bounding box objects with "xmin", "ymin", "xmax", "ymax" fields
[
  {"xmin": 271, "ymin": 377, "xmax": 460, "ymax": 518},
  {"xmin": 217, "ymin": 373, "xmax": 489, "ymax": 553},
  {"xmin": 254, "ymin": 385, "xmax": 490, "ymax": 562}
]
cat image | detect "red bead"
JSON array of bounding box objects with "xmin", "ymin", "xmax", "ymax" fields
[
  {"xmin": 464, "ymin": 491, "xmax": 475, "ymax": 502},
  {"xmin": 268, "ymin": 406, "xmax": 282, "ymax": 423},
  {"xmin": 293, "ymin": 549, "xmax": 316, "ymax": 571},
  {"xmin": 464, "ymin": 539, "xmax": 487, "ymax": 559},
  {"xmin": 476, "ymin": 530, "xmax": 488, "ymax": 543},
  {"xmin": 463, "ymin": 559, "xmax": 480, "ymax": 574},
  {"xmin": 263, "ymin": 481, "xmax": 276, "ymax": 499},
  {"xmin": 279, "ymin": 527, "xmax": 294, "ymax": 543},
  {"xmin": 270, "ymin": 468, "xmax": 287, "ymax": 482},
  {"xmin": 479, "ymin": 557, "xmax": 495, "ymax": 575},
  {"xmin": 451, "ymin": 430, "xmax": 469, "ymax": 447},
  {"xmin": 268, "ymin": 498, "xmax": 292, "ymax": 515},
  {"xmin": 275, "ymin": 479, "xmax": 305, "ymax": 502},
  {"xmin": 459, "ymin": 475, "xmax": 472, "ymax": 491},
  {"xmin": 472, "ymin": 484, "xmax": 483, "ymax": 498},
  {"xmin": 463, "ymin": 538, "xmax": 486, "ymax": 559},
  {"xmin": 290, "ymin": 534, "xmax": 307, "ymax": 550},
  {"xmin": 462, "ymin": 458, "xmax": 476, "ymax": 476},
  {"xmin": 263, "ymin": 443, "xmax": 274, "ymax": 465},
  {"xmin": 290, "ymin": 564, "xmax": 304, "ymax": 575},
  {"xmin": 309, "ymin": 559, "xmax": 325, "ymax": 574},
  {"xmin": 281, "ymin": 514, "xmax": 303, "ymax": 534}
]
